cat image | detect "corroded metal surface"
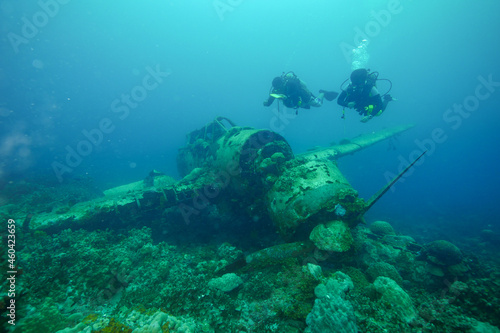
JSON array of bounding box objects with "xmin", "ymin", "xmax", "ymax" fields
[{"xmin": 30, "ymin": 118, "xmax": 414, "ymax": 251}]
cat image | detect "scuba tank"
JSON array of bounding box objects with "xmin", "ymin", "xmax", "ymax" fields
[{"xmin": 340, "ymin": 69, "xmax": 392, "ymax": 96}]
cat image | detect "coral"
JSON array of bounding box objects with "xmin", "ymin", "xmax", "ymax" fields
[
  {"xmin": 216, "ymin": 242, "xmax": 243, "ymax": 262},
  {"xmin": 15, "ymin": 199, "xmax": 499, "ymax": 333},
  {"xmin": 208, "ymin": 273, "xmax": 243, "ymax": 292},
  {"xmin": 369, "ymin": 220, "xmax": 396, "ymax": 236},
  {"xmin": 95, "ymin": 318, "xmax": 132, "ymax": 332},
  {"xmin": 367, "ymin": 262, "xmax": 403, "ymax": 285},
  {"xmin": 309, "ymin": 220, "xmax": 353, "ymax": 252},
  {"xmin": 449, "ymin": 280, "xmax": 469, "ymax": 295},
  {"xmin": 14, "ymin": 298, "xmax": 68, "ymax": 333},
  {"xmin": 331, "ymin": 188, "xmax": 366, "ymax": 226},
  {"xmin": 55, "ymin": 310, "xmax": 200, "ymax": 333},
  {"xmin": 373, "ymin": 276, "xmax": 416, "ymax": 323},
  {"xmin": 305, "ymin": 272, "xmax": 357, "ymax": 333},
  {"xmin": 415, "ymin": 297, "xmax": 475, "ymax": 332},
  {"xmin": 469, "ymin": 320, "xmax": 500, "ymax": 333},
  {"xmin": 305, "ymin": 263, "xmax": 323, "ymax": 280},
  {"xmin": 422, "ymin": 240, "xmax": 463, "ymax": 266},
  {"xmin": 235, "ymin": 299, "xmax": 278, "ymax": 331},
  {"xmin": 237, "ymin": 261, "xmax": 316, "ymax": 330},
  {"xmin": 447, "ymin": 262, "xmax": 470, "ymax": 276},
  {"xmin": 342, "ymin": 267, "xmax": 370, "ymax": 289},
  {"xmin": 241, "ymin": 272, "xmax": 275, "ymax": 301},
  {"xmin": 130, "ymin": 310, "xmax": 197, "ymax": 333},
  {"xmin": 455, "ymin": 277, "xmax": 500, "ymax": 328},
  {"xmin": 273, "ymin": 265, "xmax": 316, "ymax": 321},
  {"xmin": 4, "ymin": 176, "xmax": 102, "ymax": 216}
]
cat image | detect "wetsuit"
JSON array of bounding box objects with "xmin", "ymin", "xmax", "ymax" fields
[
  {"xmin": 264, "ymin": 74, "xmax": 322, "ymax": 109},
  {"xmin": 337, "ymin": 84, "xmax": 385, "ymax": 116}
]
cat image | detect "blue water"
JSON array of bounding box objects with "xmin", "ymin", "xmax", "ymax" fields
[{"xmin": 1, "ymin": 0, "xmax": 499, "ymax": 239}]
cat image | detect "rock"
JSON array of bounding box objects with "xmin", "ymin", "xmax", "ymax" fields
[{"xmin": 309, "ymin": 220, "xmax": 353, "ymax": 252}]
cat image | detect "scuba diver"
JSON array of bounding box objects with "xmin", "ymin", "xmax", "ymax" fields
[
  {"xmin": 263, "ymin": 72, "xmax": 338, "ymax": 112},
  {"xmin": 337, "ymin": 68, "xmax": 394, "ymax": 122}
]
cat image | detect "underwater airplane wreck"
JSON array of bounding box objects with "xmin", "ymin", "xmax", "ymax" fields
[{"xmin": 28, "ymin": 117, "xmax": 421, "ymax": 265}]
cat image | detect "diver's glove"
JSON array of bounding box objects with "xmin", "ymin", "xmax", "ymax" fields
[
  {"xmin": 360, "ymin": 115, "xmax": 373, "ymax": 123},
  {"xmin": 384, "ymin": 94, "xmax": 394, "ymax": 102}
]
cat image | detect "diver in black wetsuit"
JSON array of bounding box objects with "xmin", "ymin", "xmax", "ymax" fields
[
  {"xmin": 337, "ymin": 68, "xmax": 393, "ymax": 122},
  {"xmin": 263, "ymin": 72, "xmax": 338, "ymax": 112}
]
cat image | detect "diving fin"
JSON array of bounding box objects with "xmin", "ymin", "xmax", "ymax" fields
[{"xmin": 319, "ymin": 90, "xmax": 339, "ymax": 101}]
